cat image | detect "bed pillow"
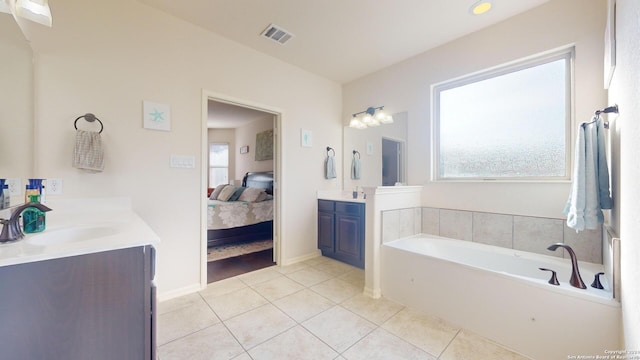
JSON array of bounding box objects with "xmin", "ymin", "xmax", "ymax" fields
[
  {"xmin": 238, "ymin": 187, "xmax": 266, "ymax": 202},
  {"xmin": 255, "ymin": 191, "xmax": 269, "ymax": 202},
  {"xmin": 209, "ymin": 185, "xmax": 228, "ymax": 200},
  {"xmin": 217, "ymin": 185, "xmax": 238, "ymax": 201},
  {"xmin": 228, "ymin": 186, "xmax": 246, "ymax": 201}
]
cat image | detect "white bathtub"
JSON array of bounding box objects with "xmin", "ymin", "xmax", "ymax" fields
[{"xmin": 381, "ymin": 235, "xmax": 621, "ymax": 360}]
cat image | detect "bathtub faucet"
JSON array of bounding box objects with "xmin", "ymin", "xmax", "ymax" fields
[{"xmin": 546, "ymin": 243, "xmax": 587, "ymax": 289}]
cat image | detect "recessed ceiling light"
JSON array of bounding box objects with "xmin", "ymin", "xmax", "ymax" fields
[{"xmin": 470, "ymin": 1, "xmax": 492, "ymax": 15}]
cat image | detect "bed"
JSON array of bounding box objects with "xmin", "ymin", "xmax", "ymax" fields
[{"xmin": 207, "ymin": 171, "xmax": 274, "ymax": 248}]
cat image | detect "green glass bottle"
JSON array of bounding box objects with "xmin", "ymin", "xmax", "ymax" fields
[{"xmin": 23, "ymin": 194, "xmax": 46, "ymax": 234}]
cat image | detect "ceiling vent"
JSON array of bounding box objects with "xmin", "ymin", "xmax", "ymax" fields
[{"xmin": 260, "ymin": 24, "xmax": 294, "ymax": 45}]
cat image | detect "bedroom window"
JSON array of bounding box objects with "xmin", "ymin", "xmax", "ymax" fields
[
  {"xmin": 432, "ymin": 47, "xmax": 573, "ymax": 181},
  {"xmin": 209, "ymin": 143, "xmax": 229, "ymax": 188}
]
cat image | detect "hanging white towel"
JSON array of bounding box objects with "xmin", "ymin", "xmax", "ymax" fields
[
  {"xmin": 73, "ymin": 130, "xmax": 104, "ymax": 172},
  {"xmin": 351, "ymin": 157, "xmax": 361, "ymax": 180},
  {"xmin": 563, "ymin": 116, "xmax": 612, "ymax": 231},
  {"xmin": 325, "ymin": 155, "xmax": 337, "ymax": 179}
]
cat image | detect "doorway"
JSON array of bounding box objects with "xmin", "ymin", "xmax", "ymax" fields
[
  {"xmin": 201, "ymin": 93, "xmax": 281, "ymax": 285},
  {"xmin": 381, "ymin": 137, "xmax": 405, "ymax": 186}
]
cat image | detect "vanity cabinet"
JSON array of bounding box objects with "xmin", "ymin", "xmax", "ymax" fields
[
  {"xmin": 318, "ymin": 200, "xmax": 365, "ymax": 268},
  {"xmin": 0, "ymin": 245, "xmax": 156, "ymax": 360}
]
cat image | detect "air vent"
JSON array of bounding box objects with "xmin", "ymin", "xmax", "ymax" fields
[{"xmin": 260, "ymin": 24, "xmax": 294, "ymax": 45}]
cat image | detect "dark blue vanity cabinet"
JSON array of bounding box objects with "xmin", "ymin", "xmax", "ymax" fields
[
  {"xmin": 0, "ymin": 245, "xmax": 157, "ymax": 359},
  {"xmin": 318, "ymin": 200, "xmax": 365, "ymax": 268}
]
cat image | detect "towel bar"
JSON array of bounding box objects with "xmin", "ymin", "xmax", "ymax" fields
[
  {"xmin": 594, "ymin": 104, "xmax": 618, "ymax": 129},
  {"xmin": 326, "ymin": 146, "xmax": 335, "ymax": 156},
  {"xmin": 74, "ymin": 113, "xmax": 104, "ymax": 134}
]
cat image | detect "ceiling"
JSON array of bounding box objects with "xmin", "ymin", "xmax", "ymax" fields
[
  {"xmin": 141, "ymin": 0, "xmax": 551, "ymax": 128},
  {"xmin": 207, "ymin": 100, "xmax": 273, "ymax": 129},
  {"xmin": 139, "ymin": 0, "xmax": 550, "ymax": 84}
]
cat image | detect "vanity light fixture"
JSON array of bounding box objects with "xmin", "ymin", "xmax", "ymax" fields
[
  {"xmin": 2, "ymin": 0, "xmax": 52, "ymax": 27},
  {"xmin": 15, "ymin": 0, "xmax": 51, "ymax": 27},
  {"xmin": 0, "ymin": 0, "xmax": 11, "ymax": 13},
  {"xmin": 470, "ymin": 0, "xmax": 492, "ymax": 15},
  {"xmin": 349, "ymin": 106, "xmax": 394, "ymax": 129}
]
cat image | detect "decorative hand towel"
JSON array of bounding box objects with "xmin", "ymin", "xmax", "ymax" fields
[
  {"xmin": 351, "ymin": 157, "xmax": 361, "ymax": 179},
  {"xmin": 563, "ymin": 116, "xmax": 612, "ymax": 231},
  {"xmin": 325, "ymin": 154, "xmax": 337, "ymax": 179},
  {"xmin": 595, "ymin": 117, "xmax": 612, "ymax": 210},
  {"xmin": 73, "ymin": 130, "xmax": 104, "ymax": 172}
]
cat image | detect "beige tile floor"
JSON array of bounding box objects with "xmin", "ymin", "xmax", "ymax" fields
[{"xmin": 157, "ymin": 256, "xmax": 531, "ymax": 360}]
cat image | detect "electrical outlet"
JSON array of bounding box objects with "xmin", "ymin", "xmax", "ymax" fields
[
  {"xmin": 47, "ymin": 178, "xmax": 63, "ymax": 195},
  {"xmin": 6, "ymin": 178, "xmax": 22, "ymax": 196}
]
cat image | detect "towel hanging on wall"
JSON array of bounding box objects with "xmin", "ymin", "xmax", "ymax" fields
[
  {"xmin": 73, "ymin": 130, "xmax": 104, "ymax": 172},
  {"xmin": 351, "ymin": 150, "xmax": 361, "ymax": 180},
  {"xmin": 72, "ymin": 114, "xmax": 105, "ymax": 172},
  {"xmin": 563, "ymin": 115, "xmax": 612, "ymax": 231},
  {"xmin": 325, "ymin": 147, "xmax": 336, "ymax": 179}
]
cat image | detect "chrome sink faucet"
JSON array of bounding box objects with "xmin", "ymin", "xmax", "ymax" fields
[
  {"xmin": 547, "ymin": 243, "xmax": 586, "ymax": 289},
  {"xmin": 0, "ymin": 202, "xmax": 52, "ymax": 243}
]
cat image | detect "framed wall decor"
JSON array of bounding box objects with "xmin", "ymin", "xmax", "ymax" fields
[
  {"xmin": 143, "ymin": 101, "xmax": 171, "ymax": 131},
  {"xmin": 301, "ymin": 128, "xmax": 313, "ymax": 147},
  {"xmin": 604, "ymin": 0, "xmax": 616, "ymax": 89},
  {"xmin": 240, "ymin": 145, "xmax": 249, "ymax": 154},
  {"xmin": 255, "ymin": 129, "xmax": 274, "ymax": 161}
]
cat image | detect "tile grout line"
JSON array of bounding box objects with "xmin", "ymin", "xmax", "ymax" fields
[
  {"xmin": 215, "ymin": 262, "xmax": 362, "ymax": 357},
  {"xmin": 436, "ymin": 328, "xmax": 462, "ymax": 359}
]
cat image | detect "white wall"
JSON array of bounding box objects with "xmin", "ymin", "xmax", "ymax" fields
[
  {"xmin": 22, "ymin": 0, "xmax": 342, "ymax": 298},
  {"xmin": 234, "ymin": 118, "xmax": 274, "ymax": 180},
  {"xmin": 343, "ymin": 0, "xmax": 607, "ymax": 219},
  {"xmin": 207, "ymin": 128, "xmax": 235, "ymax": 186},
  {"xmin": 607, "ymin": 0, "xmax": 640, "ymax": 350},
  {"xmin": 0, "ymin": 14, "xmax": 33, "ymax": 180}
]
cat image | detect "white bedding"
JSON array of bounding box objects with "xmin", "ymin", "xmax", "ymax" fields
[{"xmin": 207, "ymin": 199, "xmax": 273, "ymax": 230}]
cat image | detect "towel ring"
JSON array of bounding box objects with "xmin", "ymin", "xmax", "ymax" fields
[
  {"xmin": 353, "ymin": 150, "xmax": 360, "ymax": 159},
  {"xmin": 74, "ymin": 113, "xmax": 104, "ymax": 134},
  {"xmin": 326, "ymin": 146, "xmax": 335, "ymax": 156}
]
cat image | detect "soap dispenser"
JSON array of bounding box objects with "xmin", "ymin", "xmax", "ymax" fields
[
  {"xmin": 23, "ymin": 194, "xmax": 46, "ymax": 234},
  {"xmin": 0, "ymin": 179, "xmax": 8, "ymax": 209}
]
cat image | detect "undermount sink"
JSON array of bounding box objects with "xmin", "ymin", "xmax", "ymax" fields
[{"xmin": 25, "ymin": 226, "xmax": 119, "ymax": 246}]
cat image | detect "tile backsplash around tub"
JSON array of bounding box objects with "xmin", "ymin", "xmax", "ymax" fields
[{"xmin": 381, "ymin": 207, "xmax": 603, "ymax": 264}]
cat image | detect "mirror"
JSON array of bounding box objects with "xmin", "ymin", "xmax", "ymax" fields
[
  {"xmin": 0, "ymin": 13, "xmax": 34, "ymax": 191},
  {"xmin": 343, "ymin": 111, "xmax": 408, "ymax": 190}
]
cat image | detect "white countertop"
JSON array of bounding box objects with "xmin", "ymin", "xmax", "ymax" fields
[
  {"xmin": 317, "ymin": 190, "xmax": 366, "ymax": 203},
  {"xmin": 0, "ymin": 197, "xmax": 160, "ymax": 267}
]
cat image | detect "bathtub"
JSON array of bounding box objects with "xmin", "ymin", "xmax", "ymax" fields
[{"xmin": 381, "ymin": 235, "xmax": 621, "ymax": 360}]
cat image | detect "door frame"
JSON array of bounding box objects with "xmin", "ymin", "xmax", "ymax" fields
[{"xmin": 200, "ymin": 90, "xmax": 283, "ymax": 289}]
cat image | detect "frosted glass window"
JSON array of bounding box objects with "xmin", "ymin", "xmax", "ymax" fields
[
  {"xmin": 209, "ymin": 143, "xmax": 229, "ymax": 187},
  {"xmin": 433, "ymin": 48, "xmax": 572, "ymax": 180}
]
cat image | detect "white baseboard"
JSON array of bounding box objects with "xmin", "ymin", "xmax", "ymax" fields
[
  {"xmin": 157, "ymin": 283, "xmax": 203, "ymax": 302},
  {"xmin": 280, "ymin": 249, "xmax": 322, "ymax": 266},
  {"xmin": 363, "ymin": 286, "xmax": 381, "ymax": 299}
]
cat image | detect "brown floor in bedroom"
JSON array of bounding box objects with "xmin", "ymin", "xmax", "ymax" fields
[{"xmin": 207, "ymin": 248, "xmax": 275, "ymax": 283}]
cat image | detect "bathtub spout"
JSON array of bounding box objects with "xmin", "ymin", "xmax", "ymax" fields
[{"xmin": 546, "ymin": 243, "xmax": 587, "ymax": 289}]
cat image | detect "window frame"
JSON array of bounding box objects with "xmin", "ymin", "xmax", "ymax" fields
[
  {"xmin": 209, "ymin": 142, "xmax": 229, "ymax": 188},
  {"xmin": 431, "ymin": 47, "xmax": 574, "ymax": 182}
]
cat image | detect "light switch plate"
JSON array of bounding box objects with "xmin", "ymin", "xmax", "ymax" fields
[
  {"xmin": 366, "ymin": 141, "xmax": 374, "ymax": 155},
  {"xmin": 170, "ymin": 155, "xmax": 196, "ymax": 169}
]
